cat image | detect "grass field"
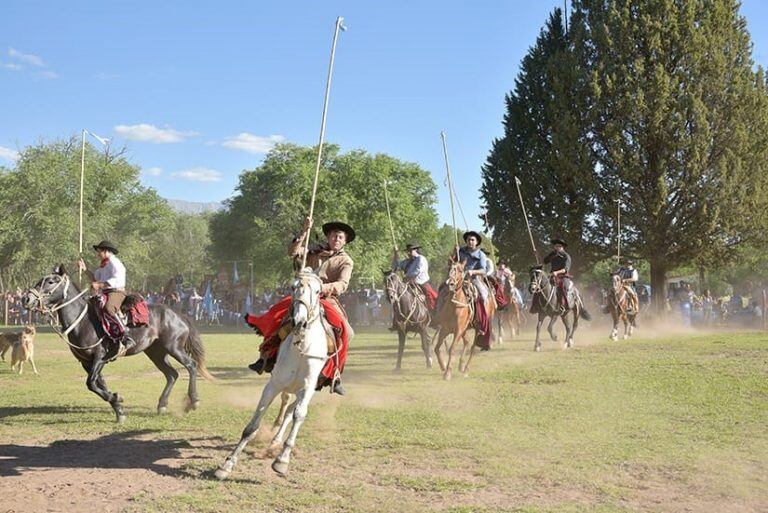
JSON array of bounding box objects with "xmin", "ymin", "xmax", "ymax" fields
[{"xmin": 0, "ymin": 327, "xmax": 766, "ymax": 512}]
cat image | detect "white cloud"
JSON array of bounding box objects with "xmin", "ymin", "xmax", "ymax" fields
[
  {"xmin": 114, "ymin": 123, "xmax": 199, "ymax": 144},
  {"xmin": 8, "ymin": 47, "xmax": 45, "ymax": 67},
  {"xmin": 0, "ymin": 146, "xmax": 20, "ymax": 162},
  {"xmin": 2, "ymin": 62, "xmax": 22, "ymax": 71},
  {"xmin": 171, "ymin": 167, "xmax": 222, "ymax": 182},
  {"xmin": 222, "ymin": 133, "xmax": 285, "ymax": 154},
  {"xmin": 142, "ymin": 166, "xmax": 163, "ymax": 176},
  {"xmin": 94, "ymin": 72, "xmax": 119, "ymax": 80}
]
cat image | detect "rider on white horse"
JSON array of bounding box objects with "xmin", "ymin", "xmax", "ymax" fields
[{"xmin": 247, "ymin": 217, "xmax": 354, "ymax": 396}]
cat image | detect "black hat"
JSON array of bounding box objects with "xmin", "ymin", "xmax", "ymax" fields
[
  {"xmin": 497, "ymin": 259, "xmax": 507, "ymax": 266},
  {"xmin": 623, "ymin": 258, "xmax": 634, "ymax": 266},
  {"xmin": 322, "ymin": 221, "xmax": 356, "ymax": 243},
  {"xmin": 92, "ymin": 240, "xmax": 119, "ymax": 254},
  {"xmin": 463, "ymin": 231, "xmax": 483, "ymax": 245},
  {"xmin": 405, "ymin": 243, "xmax": 421, "ymax": 251},
  {"xmin": 550, "ymin": 238, "xmax": 567, "ymax": 247}
]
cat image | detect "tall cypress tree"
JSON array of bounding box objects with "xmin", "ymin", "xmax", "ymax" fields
[
  {"xmin": 482, "ymin": 9, "xmax": 599, "ymax": 275},
  {"xmin": 574, "ymin": 0, "xmax": 768, "ymax": 313}
]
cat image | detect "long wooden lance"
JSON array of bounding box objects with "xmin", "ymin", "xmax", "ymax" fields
[
  {"xmin": 514, "ymin": 176, "xmax": 539, "ymax": 264},
  {"xmin": 483, "ymin": 210, "xmax": 496, "ymax": 264},
  {"xmin": 440, "ymin": 131, "xmax": 460, "ymax": 260},
  {"xmin": 302, "ymin": 16, "xmax": 347, "ymax": 270},
  {"xmin": 616, "ymin": 199, "xmax": 621, "ymax": 261},
  {"xmin": 383, "ymin": 179, "xmax": 398, "ymax": 251}
]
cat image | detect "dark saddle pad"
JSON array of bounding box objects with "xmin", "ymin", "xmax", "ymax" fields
[{"xmin": 121, "ymin": 294, "xmax": 150, "ymax": 327}]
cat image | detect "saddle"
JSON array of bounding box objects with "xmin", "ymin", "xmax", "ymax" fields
[{"xmin": 91, "ymin": 292, "xmax": 150, "ymax": 328}]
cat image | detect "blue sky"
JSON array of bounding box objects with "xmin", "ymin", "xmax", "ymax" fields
[{"xmin": 2, "ymin": 1, "xmax": 767, "ymax": 228}]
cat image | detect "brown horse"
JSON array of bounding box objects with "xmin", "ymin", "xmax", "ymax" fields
[
  {"xmin": 607, "ymin": 273, "xmax": 636, "ymax": 340},
  {"xmin": 433, "ymin": 262, "xmax": 496, "ymax": 379}
]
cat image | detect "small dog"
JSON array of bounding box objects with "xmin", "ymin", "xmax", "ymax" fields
[{"xmin": 0, "ymin": 326, "xmax": 38, "ymax": 375}]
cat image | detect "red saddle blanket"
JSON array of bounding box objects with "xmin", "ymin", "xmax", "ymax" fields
[{"xmin": 123, "ymin": 294, "xmax": 150, "ymax": 327}]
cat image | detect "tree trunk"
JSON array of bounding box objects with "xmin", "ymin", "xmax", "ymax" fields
[
  {"xmin": 650, "ymin": 261, "xmax": 668, "ymax": 317},
  {"xmin": 698, "ymin": 266, "xmax": 706, "ymax": 294}
]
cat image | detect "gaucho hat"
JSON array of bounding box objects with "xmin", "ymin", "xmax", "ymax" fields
[
  {"xmin": 405, "ymin": 243, "xmax": 421, "ymax": 251},
  {"xmin": 322, "ymin": 221, "xmax": 356, "ymax": 243},
  {"xmin": 550, "ymin": 238, "xmax": 567, "ymax": 247},
  {"xmin": 92, "ymin": 240, "xmax": 119, "ymax": 254},
  {"xmin": 462, "ymin": 231, "xmax": 483, "ymax": 245}
]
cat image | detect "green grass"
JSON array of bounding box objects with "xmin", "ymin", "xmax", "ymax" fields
[{"xmin": 1, "ymin": 329, "xmax": 767, "ymax": 512}]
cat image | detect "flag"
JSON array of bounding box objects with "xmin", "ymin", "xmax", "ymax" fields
[
  {"xmin": 232, "ymin": 261, "xmax": 239, "ymax": 284},
  {"xmin": 202, "ymin": 282, "xmax": 213, "ymax": 316},
  {"xmin": 86, "ymin": 130, "xmax": 110, "ymax": 146},
  {"xmin": 244, "ymin": 293, "xmax": 252, "ymax": 314}
]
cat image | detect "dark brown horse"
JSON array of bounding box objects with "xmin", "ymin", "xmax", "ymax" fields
[
  {"xmin": 494, "ymin": 277, "xmax": 521, "ymax": 345},
  {"xmin": 22, "ymin": 265, "xmax": 214, "ymax": 422}
]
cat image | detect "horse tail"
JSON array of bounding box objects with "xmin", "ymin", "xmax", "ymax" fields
[
  {"xmin": 580, "ymin": 306, "xmax": 592, "ymax": 321},
  {"xmin": 185, "ymin": 323, "xmax": 216, "ymax": 382}
]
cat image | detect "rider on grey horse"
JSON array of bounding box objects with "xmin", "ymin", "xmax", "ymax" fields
[{"xmin": 542, "ymin": 238, "xmax": 573, "ymax": 313}]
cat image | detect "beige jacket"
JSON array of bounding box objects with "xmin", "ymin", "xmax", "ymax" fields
[{"xmin": 289, "ymin": 231, "xmax": 354, "ymax": 298}]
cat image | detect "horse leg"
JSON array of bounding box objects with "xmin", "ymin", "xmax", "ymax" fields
[
  {"xmin": 610, "ymin": 311, "xmax": 619, "ymax": 341},
  {"xmin": 271, "ymin": 395, "xmax": 297, "ymax": 445},
  {"xmin": 463, "ymin": 342, "xmax": 479, "ymax": 377},
  {"xmin": 458, "ymin": 332, "xmax": 472, "ymax": 373},
  {"xmin": 444, "ymin": 329, "xmax": 463, "ymax": 380},
  {"xmin": 495, "ymin": 315, "xmax": 503, "ymax": 346},
  {"xmin": 395, "ymin": 330, "xmax": 406, "ymax": 372},
  {"xmin": 433, "ymin": 329, "xmax": 448, "ymax": 371},
  {"xmin": 547, "ymin": 316, "xmax": 558, "ymax": 341},
  {"xmin": 166, "ymin": 339, "xmax": 200, "ymax": 412},
  {"xmin": 569, "ymin": 308, "xmax": 579, "ymax": 347},
  {"xmin": 562, "ymin": 314, "xmax": 574, "ymax": 349},
  {"xmin": 272, "ymin": 364, "xmax": 323, "ymax": 476},
  {"xmin": 419, "ymin": 328, "xmax": 433, "ymax": 368},
  {"xmin": 82, "ymin": 359, "xmax": 126, "ymax": 423},
  {"xmin": 272, "ymin": 391, "xmax": 292, "ymax": 429},
  {"xmin": 535, "ymin": 314, "xmax": 545, "ymax": 352},
  {"xmin": 144, "ymin": 345, "xmax": 178, "ymax": 414},
  {"xmin": 622, "ymin": 315, "xmax": 629, "ymax": 340},
  {"xmin": 215, "ymin": 379, "xmax": 282, "ymax": 480}
]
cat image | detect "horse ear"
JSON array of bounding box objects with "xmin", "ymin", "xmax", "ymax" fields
[{"xmin": 53, "ymin": 263, "xmax": 67, "ymax": 276}]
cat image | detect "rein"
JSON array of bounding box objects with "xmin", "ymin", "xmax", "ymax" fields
[
  {"xmin": 29, "ymin": 275, "xmax": 102, "ymax": 351},
  {"xmin": 387, "ymin": 275, "xmax": 428, "ymax": 329}
]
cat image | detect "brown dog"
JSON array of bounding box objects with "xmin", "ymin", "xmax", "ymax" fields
[{"xmin": 0, "ymin": 326, "xmax": 38, "ymax": 375}]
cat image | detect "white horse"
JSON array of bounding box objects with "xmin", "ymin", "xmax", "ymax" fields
[{"xmin": 215, "ymin": 269, "xmax": 330, "ymax": 478}]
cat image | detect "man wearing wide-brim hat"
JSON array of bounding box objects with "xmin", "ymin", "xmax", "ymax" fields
[
  {"xmin": 543, "ymin": 238, "xmax": 572, "ymax": 311},
  {"xmin": 247, "ymin": 217, "xmax": 355, "ymax": 396},
  {"xmin": 77, "ymin": 240, "xmax": 136, "ymax": 358},
  {"xmin": 453, "ymin": 231, "xmax": 494, "ymax": 349},
  {"xmin": 392, "ymin": 242, "xmax": 438, "ymax": 313},
  {"xmin": 613, "ymin": 257, "xmax": 640, "ymax": 314}
]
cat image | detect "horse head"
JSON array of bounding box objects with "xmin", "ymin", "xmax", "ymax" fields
[
  {"xmin": 445, "ymin": 261, "xmax": 466, "ymax": 292},
  {"xmin": 610, "ymin": 273, "xmax": 623, "ymax": 294},
  {"xmin": 22, "ymin": 264, "xmax": 73, "ymax": 311},
  {"xmin": 383, "ymin": 269, "xmax": 402, "ymax": 304},
  {"xmin": 528, "ymin": 265, "xmax": 546, "ymax": 294},
  {"xmin": 291, "ymin": 268, "xmax": 322, "ymax": 332}
]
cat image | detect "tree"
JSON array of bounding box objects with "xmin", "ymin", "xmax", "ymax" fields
[
  {"xmin": 0, "ymin": 137, "xmax": 201, "ymax": 291},
  {"xmin": 574, "ymin": 0, "xmax": 768, "ymax": 313},
  {"xmin": 210, "ymin": 143, "xmax": 442, "ymax": 289},
  {"xmin": 482, "ymin": 8, "xmax": 599, "ymax": 275}
]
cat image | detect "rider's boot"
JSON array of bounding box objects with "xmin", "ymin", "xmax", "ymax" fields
[
  {"xmin": 332, "ymin": 379, "xmax": 346, "ymax": 396},
  {"xmin": 248, "ymin": 358, "xmax": 265, "ymax": 374}
]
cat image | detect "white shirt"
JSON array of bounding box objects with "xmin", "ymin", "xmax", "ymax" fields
[
  {"xmin": 485, "ymin": 259, "xmax": 495, "ymax": 276},
  {"xmin": 94, "ymin": 255, "xmax": 126, "ymax": 290}
]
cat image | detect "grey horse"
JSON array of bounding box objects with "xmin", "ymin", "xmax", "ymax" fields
[{"xmin": 528, "ymin": 266, "xmax": 591, "ymax": 352}]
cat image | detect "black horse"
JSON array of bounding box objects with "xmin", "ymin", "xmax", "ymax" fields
[
  {"xmin": 22, "ymin": 265, "xmax": 213, "ymax": 422},
  {"xmin": 384, "ymin": 271, "xmax": 433, "ymax": 371},
  {"xmin": 528, "ymin": 266, "xmax": 591, "ymax": 352}
]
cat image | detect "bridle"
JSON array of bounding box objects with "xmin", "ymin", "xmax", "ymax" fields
[
  {"xmin": 291, "ymin": 272, "xmax": 322, "ymax": 351},
  {"xmin": 529, "ymin": 269, "xmax": 556, "ymax": 307},
  {"xmin": 386, "ymin": 272, "xmax": 428, "ymax": 327},
  {"xmin": 26, "ymin": 273, "xmax": 98, "ymax": 347}
]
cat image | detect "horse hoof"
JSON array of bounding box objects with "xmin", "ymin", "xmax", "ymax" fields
[
  {"xmin": 214, "ymin": 468, "xmax": 231, "ymax": 480},
  {"xmin": 623, "ymin": 335, "xmax": 628, "ymax": 340},
  {"xmin": 116, "ymin": 414, "xmax": 127, "ymax": 424},
  {"xmin": 157, "ymin": 406, "xmax": 168, "ymax": 415},
  {"xmin": 393, "ymin": 367, "xmax": 402, "ymax": 374},
  {"xmin": 184, "ymin": 400, "xmax": 200, "ymax": 413},
  {"xmin": 426, "ymin": 358, "xmax": 433, "ymax": 369},
  {"xmin": 443, "ymin": 371, "xmax": 452, "ymax": 381},
  {"xmin": 534, "ymin": 346, "xmax": 541, "ymax": 352},
  {"xmin": 272, "ymin": 459, "xmax": 289, "ymax": 476},
  {"xmin": 550, "ymin": 335, "xmax": 558, "ymax": 341}
]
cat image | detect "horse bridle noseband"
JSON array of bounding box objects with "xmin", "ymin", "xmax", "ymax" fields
[{"xmin": 27, "ymin": 274, "xmax": 99, "ymax": 346}]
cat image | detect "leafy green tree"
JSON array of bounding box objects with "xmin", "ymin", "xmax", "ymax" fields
[
  {"xmin": 0, "ymin": 137, "xmax": 206, "ymax": 291},
  {"xmin": 210, "ymin": 143, "xmax": 442, "ymax": 289},
  {"xmin": 482, "ymin": 8, "xmax": 599, "ymax": 276},
  {"xmin": 573, "ymin": 0, "xmax": 768, "ymax": 313}
]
